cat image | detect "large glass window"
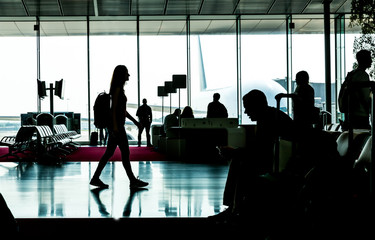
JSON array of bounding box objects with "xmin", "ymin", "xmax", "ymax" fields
[
  {"xmin": 139, "ymin": 20, "xmax": 187, "ymax": 127},
  {"xmin": 90, "ymin": 20, "xmax": 138, "ymax": 143},
  {"xmin": 345, "ymin": 33, "xmax": 363, "ymax": 76},
  {"xmin": 134, "ymin": 18, "xmax": 189, "ymax": 144},
  {"xmin": 241, "ymin": 18, "xmax": 287, "ymax": 124},
  {"xmin": 39, "ymin": 20, "xmax": 88, "ymax": 139},
  {"xmin": 190, "ymin": 19, "xmax": 237, "ymax": 119},
  {"xmin": 291, "ymin": 17, "xmax": 336, "ymax": 122},
  {"xmin": 0, "ymin": 21, "xmax": 36, "ymax": 139},
  {"xmin": 0, "ymin": 15, "xmax": 363, "ymax": 142},
  {"xmin": 293, "ymin": 33, "xmax": 326, "ymax": 105}
]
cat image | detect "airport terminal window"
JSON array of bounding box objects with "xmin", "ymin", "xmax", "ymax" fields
[
  {"xmin": 345, "ymin": 33, "xmax": 363, "ymax": 75},
  {"xmin": 39, "ymin": 21, "xmax": 88, "ymax": 139},
  {"xmin": 292, "ymin": 33, "xmax": 326, "ymax": 107},
  {"xmin": 0, "ymin": 16, "xmax": 364, "ymax": 143},
  {"xmin": 139, "ymin": 20, "xmax": 187, "ymax": 126},
  {"xmin": 241, "ymin": 19, "xmax": 287, "ymax": 124},
  {"xmin": 291, "ymin": 18, "xmax": 336, "ymax": 122},
  {"xmin": 190, "ymin": 19, "xmax": 237, "ymax": 119},
  {"xmin": 0, "ymin": 34, "xmax": 36, "ymax": 139},
  {"xmin": 90, "ymin": 21, "xmax": 138, "ymax": 142}
]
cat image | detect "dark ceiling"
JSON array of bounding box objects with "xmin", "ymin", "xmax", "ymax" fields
[
  {"xmin": 0, "ymin": 0, "xmax": 352, "ymax": 17},
  {"xmin": 0, "ymin": 0, "xmax": 359, "ymax": 36}
]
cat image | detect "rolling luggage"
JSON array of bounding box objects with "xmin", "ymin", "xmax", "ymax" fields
[
  {"xmin": 274, "ymin": 93, "xmax": 296, "ymax": 174},
  {"xmin": 90, "ymin": 131, "xmax": 98, "ymax": 146}
]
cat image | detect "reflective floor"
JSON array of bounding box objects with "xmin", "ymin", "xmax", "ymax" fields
[{"xmin": 0, "ymin": 161, "xmax": 229, "ymax": 219}]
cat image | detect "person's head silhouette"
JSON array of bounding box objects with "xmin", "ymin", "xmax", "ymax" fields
[
  {"xmin": 213, "ymin": 93, "xmax": 220, "ymax": 102},
  {"xmin": 242, "ymin": 89, "xmax": 268, "ymax": 121},
  {"xmin": 356, "ymin": 49, "xmax": 372, "ymax": 69},
  {"xmin": 295, "ymin": 70, "xmax": 309, "ymax": 85},
  {"xmin": 110, "ymin": 65, "xmax": 130, "ymax": 94},
  {"xmin": 173, "ymin": 108, "xmax": 181, "ymax": 116}
]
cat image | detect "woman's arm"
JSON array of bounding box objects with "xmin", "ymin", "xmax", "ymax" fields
[{"xmin": 126, "ymin": 111, "xmax": 142, "ymax": 128}]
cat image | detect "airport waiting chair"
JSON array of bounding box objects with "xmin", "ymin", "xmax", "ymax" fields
[
  {"xmin": 336, "ymin": 130, "xmax": 371, "ymax": 161},
  {"xmin": 324, "ymin": 123, "xmax": 342, "ymax": 133},
  {"xmin": 36, "ymin": 113, "xmax": 55, "ymax": 131},
  {"xmin": 352, "ymin": 136, "xmax": 373, "ymax": 200},
  {"xmin": 55, "ymin": 115, "xmax": 69, "ymax": 129},
  {"xmin": 35, "ymin": 125, "xmax": 72, "ymax": 157},
  {"xmin": 54, "ymin": 124, "xmax": 81, "ymax": 140},
  {"xmin": 0, "ymin": 125, "xmax": 37, "ymax": 159},
  {"xmin": 354, "ymin": 136, "xmax": 372, "ymax": 175},
  {"xmin": 53, "ymin": 124, "xmax": 80, "ymax": 150}
]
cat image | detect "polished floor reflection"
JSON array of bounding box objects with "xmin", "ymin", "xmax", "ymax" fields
[{"xmin": 0, "ymin": 161, "xmax": 229, "ymax": 219}]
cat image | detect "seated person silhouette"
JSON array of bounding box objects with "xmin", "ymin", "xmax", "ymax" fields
[
  {"xmin": 180, "ymin": 106, "xmax": 194, "ymax": 119},
  {"xmin": 163, "ymin": 109, "xmax": 181, "ymax": 135},
  {"xmin": 210, "ymin": 89, "xmax": 295, "ymax": 221},
  {"xmin": 207, "ymin": 93, "xmax": 228, "ymax": 118}
]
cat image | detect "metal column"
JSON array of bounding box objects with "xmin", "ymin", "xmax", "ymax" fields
[
  {"xmin": 186, "ymin": 16, "xmax": 191, "ymax": 107},
  {"xmin": 286, "ymin": 15, "xmax": 293, "ymax": 116},
  {"xmin": 324, "ymin": 0, "xmax": 332, "ymax": 123},
  {"xmin": 236, "ymin": 15, "xmax": 242, "ymax": 123},
  {"xmin": 87, "ymin": 16, "xmax": 91, "ymax": 141},
  {"xmin": 137, "ymin": 16, "xmax": 141, "ymax": 108},
  {"xmin": 335, "ymin": 14, "xmax": 346, "ymax": 123},
  {"xmin": 36, "ymin": 16, "xmax": 41, "ymax": 113}
]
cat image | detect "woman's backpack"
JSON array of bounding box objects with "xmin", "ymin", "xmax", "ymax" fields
[{"xmin": 93, "ymin": 92, "xmax": 111, "ymax": 129}]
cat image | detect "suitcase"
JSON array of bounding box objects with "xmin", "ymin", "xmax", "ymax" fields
[{"xmin": 90, "ymin": 131, "xmax": 98, "ymax": 146}]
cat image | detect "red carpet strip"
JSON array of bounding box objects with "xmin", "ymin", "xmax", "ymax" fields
[
  {"xmin": 0, "ymin": 146, "xmax": 166, "ymax": 162},
  {"xmin": 66, "ymin": 146, "xmax": 165, "ymax": 162}
]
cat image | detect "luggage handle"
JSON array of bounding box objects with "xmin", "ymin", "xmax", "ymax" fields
[{"xmin": 274, "ymin": 93, "xmax": 296, "ymax": 174}]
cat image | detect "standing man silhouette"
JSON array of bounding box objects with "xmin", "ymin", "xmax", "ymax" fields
[
  {"xmin": 341, "ymin": 49, "xmax": 373, "ymax": 129},
  {"xmin": 136, "ymin": 98, "xmax": 153, "ymax": 147}
]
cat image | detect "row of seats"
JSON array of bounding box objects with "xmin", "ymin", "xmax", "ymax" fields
[
  {"xmin": 0, "ymin": 124, "xmax": 80, "ymax": 161},
  {"xmin": 265, "ymin": 128, "xmax": 372, "ymax": 239},
  {"xmin": 54, "ymin": 124, "xmax": 81, "ymax": 140},
  {"xmin": 329, "ymin": 128, "xmax": 372, "ymax": 199},
  {"xmin": 0, "ymin": 125, "xmax": 36, "ymax": 159},
  {"xmin": 35, "ymin": 125, "xmax": 79, "ymax": 153}
]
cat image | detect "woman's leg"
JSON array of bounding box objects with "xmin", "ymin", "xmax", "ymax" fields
[
  {"xmin": 117, "ymin": 131, "xmax": 136, "ymax": 181},
  {"xmin": 137, "ymin": 125, "xmax": 144, "ymax": 147},
  {"xmin": 117, "ymin": 129, "xmax": 148, "ymax": 189},
  {"xmin": 92, "ymin": 133, "xmax": 117, "ymax": 180}
]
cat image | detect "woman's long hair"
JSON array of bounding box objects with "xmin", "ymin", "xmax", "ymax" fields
[{"xmin": 109, "ymin": 65, "xmax": 128, "ymax": 94}]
